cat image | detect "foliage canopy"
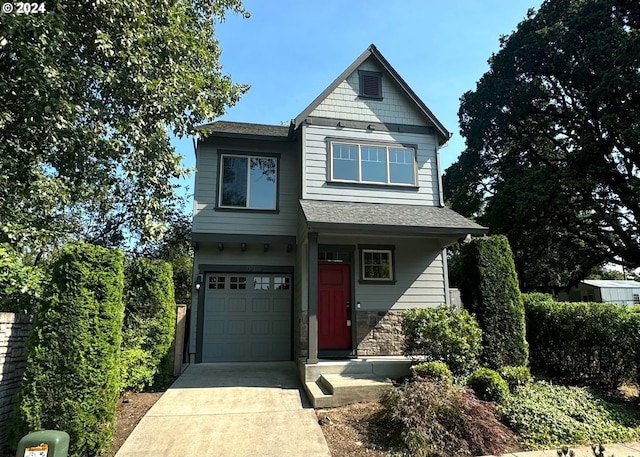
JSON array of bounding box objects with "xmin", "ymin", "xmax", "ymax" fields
[
  {"xmin": 0, "ymin": 0, "xmax": 248, "ymax": 253},
  {"xmin": 444, "ymin": 0, "xmax": 640, "ymax": 290}
]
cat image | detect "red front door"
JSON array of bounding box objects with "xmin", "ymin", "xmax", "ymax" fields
[{"xmin": 318, "ymin": 263, "xmax": 351, "ymax": 350}]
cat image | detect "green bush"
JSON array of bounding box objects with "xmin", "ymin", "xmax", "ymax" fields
[
  {"xmin": 498, "ymin": 381, "xmax": 640, "ymax": 450},
  {"xmin": 411, "ymin": 361, "xmax": 453, "ymax": 386},
  {"xmin": 525, "ymin": 298, "xmax": 640, "ymax": 389},
  {"xmin": 467, "ymin": 368, "xmax": 509, "ymax": 403},
  {"xmin": 380, "ymin": 379, "xmax": 513, "ymax": 457},
  {"xmin": 8, "ymin": 243, "xmax": 124, "ymax": 457},
  {"xmin": 402, "ymin": 306, "xmax": 482, "ymax": 375},
  {"xmin": 0, "ymin": 244, "xmax": 42, "ymax": 314},
  {"xmin": 521, "ymin": 292, "xmax": 554, "ymax": 306},
  {"xmin": 121, "ymin": 258, "xmax": 176, "ymax": 391},
  {"xmin": 458, "ymin": 235, "xmax": 529, "ymax": 369},
  {"xmin": 499, "ymin": 365, "xmax": 531, "ymax": 392}
]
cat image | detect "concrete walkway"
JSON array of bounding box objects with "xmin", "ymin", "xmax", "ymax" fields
[
  {"xmin": 115, "ymin": 362, "xmax": 330, "ymax": 457},
  {"xmin": 483, "ymin": 441, "xmax": 640, "ymax": 456}
]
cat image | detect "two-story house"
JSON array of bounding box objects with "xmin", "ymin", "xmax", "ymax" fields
[{"xmin": 189, "ymin": 44, "xmax": 486, "ymax": 369}]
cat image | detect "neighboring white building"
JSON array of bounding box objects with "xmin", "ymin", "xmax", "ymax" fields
[{"xmin": 560, "ymin": 279, "xmax": 640, "ymax": 306}]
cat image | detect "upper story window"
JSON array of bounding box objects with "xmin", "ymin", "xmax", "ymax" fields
[
  {"xmin": 358, "ymin": 70, "xmax": 382, "ymax": 99},
  {"xmin": 219, "ymin": 154, "xmax": 277, "ymax": 210},
  {"xmin": 330, "ymin": 141, "xmax": 417, "ymax": 186}
]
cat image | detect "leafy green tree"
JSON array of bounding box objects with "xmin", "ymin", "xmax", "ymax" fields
[
  {"xmin": 444, "ymin": 0, "xmax": 640, "ymax": 290},
  {"xmin": 0, "ymin": 0, "xmax": 249, "ymax": 254},
  {"xmin": 587, "ymin": 265, "xmax": 626, "ymax": 280},
  {"xmin": 0, "ymin": 244, "xmax": 42, "ymax": 313}
]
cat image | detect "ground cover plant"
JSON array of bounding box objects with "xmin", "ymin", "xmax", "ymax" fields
[{"xmin": 498, "ymin": 381, "xmax": 640, "ymax": 450}]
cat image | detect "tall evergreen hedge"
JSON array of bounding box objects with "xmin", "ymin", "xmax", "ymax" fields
[
  {"xmin": 524, "ymin": 294, "xmax": 640, "ymax": 389},
  {"xmin": 458, "ymin": 235, "xmax": 528, "ymax": 369},
  {"xmin": 121, "ymin": 258, "xmax": 175, "ymax": 391},
  {"xmin": 8, "ymin": 244, "xmax": 124, "ymax": 457}
]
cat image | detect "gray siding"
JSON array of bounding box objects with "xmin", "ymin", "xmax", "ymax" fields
[
  {"xmin": 319, "ymin": 235, "xmax": 446, "ymax": 311},
  {"xmin": 302, "ymin": 124, "xmax": 439, "ymax": 205},
  {"xmin": 193, "ymin": 143, "xmax": 299, "ymax": 236},
  {"xmin": 194, "ymin": 244, "xmax": 295, "ymax": 269},
  {"xmin": 310, "ymin": 59, "xmax": 427, "ymax": 126}
]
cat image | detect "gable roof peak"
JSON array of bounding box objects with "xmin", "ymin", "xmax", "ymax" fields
[{"xmin": 293, "ymin": 44, "xmax": 451, "ymax": 145}]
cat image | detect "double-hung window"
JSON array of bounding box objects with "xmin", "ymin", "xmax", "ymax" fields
[
  {"xmin": 359, "ymin": 245, "xmax": 395, "ymax": 283},
  {"xmin": 330, "ymin": 141, "xmax": 416, "ymax": 186},
  {"xmin": 218, "ymin": 154, "xmax": 277, "ymax": 210}
]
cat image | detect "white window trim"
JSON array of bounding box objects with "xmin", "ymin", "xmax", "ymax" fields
[
  {"xmin": 218, "ymin": 154, "xmax": 278, "ymax": 210},
  {"xmin": 329, "ymin": 140, "xmax": 417, "ymax": 186},
  {"xmin": 361, "ymin": 248, "xmax": 394, "ymax": 281}
]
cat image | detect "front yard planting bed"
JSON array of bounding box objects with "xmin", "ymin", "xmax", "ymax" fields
[{"xmin": 318, "ymin": 380, "xmax": 640, "ymax": 457}]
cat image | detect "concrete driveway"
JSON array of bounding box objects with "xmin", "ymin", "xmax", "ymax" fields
[{"xmin": 115, "ymin": 362, "xmax": 330, "ymax": 457}]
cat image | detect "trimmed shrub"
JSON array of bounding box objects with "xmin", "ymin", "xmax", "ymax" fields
[
  {"xmin": 121, "ymin": 258, "xmax": 176, "ymax": 391},
  {"xmin": 380, "ymin": 379, "xmax": 514, "ymax": 457},
  {"xmin": 458, "ymin": 235, "xmax": 528, "ymax": 369},
  {"xmin": 7, "ymin": 243, "xmax": 124, "ymax": 457},
  {"xmin": 411, "ymin": 361, "xmax": 454, "ymax": 386},
  {"xmin": 467, "ymin": 368, "xmax": 509, "ymax": 403},
  {"xmin": 402, "ymin": 306, "xmax": 482, "ymax": 375},
  {"xmin": 525, "ymin": 297, "xmax": 640, "ymax": 389},
  {"xmin": 0, "ymin": 244, "xmax": 42, "ymax": 314},
  {"xmin": 499, "ymin": 365, "xmax": 531, "ymax": 392},
  {"xmin": 521, "ymin": 292, "xmax": 554, "ymax": 306}
]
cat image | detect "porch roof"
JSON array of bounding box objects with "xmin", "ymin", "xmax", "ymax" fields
[{"xmin": 299, "ymin": 199, "xmax": 487, "ymax": 237}]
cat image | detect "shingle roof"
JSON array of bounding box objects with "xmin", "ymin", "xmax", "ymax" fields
[
  {"xmin": 199, "ymin": 121, "xmax": 290, "ymax": 138},
  {"xmin": 299, "ymin": 199, "xmax": 487, "ymax": 235},
  {"xmin": 582, "ymin": 279, "xmax": 640, "ymax": 289}
]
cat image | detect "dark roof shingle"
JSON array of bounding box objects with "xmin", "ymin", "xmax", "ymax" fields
[
  {"xmin": 199, "ymin": 121, "xmax": 290, "ymax": 138},
  {"xmin": 299, "ymin": 199, "xmax": 487, "ymax": 235}
]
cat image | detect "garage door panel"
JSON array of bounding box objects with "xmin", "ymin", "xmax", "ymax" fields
[
  {"xmin": 252, "ymin": 298, "xmax": 270, "ymax": 312},
  {"xmin": 202, "ymin": 273, "xmax": 292, "ymax": 362},
  {"xmin": 211, "ymin": 298, "xmax": 226, "ymax": 312},
  {"xmin": 273, "ymin": 298, "xmax": 290, "ymax": 314},
  {"xmin": 205, "ymin": 320, "xmax": 225, "ymax": 336},
  {"xmin": 251, "ymin": 320, "xmax": 270, "ymax": 335},
  {"xmin": 228, "ymin": 298, "xmax": 247, "ymax": 312},
  {"xmin": 272, "ymin": 320, "xmax": 289, "ymax": 335}
]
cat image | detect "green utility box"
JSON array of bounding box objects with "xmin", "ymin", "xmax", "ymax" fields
[{"xmin": 16, "ymin": 430, "xmax": 69, "ymax": 457}]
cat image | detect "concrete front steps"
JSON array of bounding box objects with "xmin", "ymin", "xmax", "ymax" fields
[{"xmin": 299, "ymin": 356, "xmax": 412, "ymax": 408}]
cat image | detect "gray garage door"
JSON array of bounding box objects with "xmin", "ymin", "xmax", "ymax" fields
[{"xmin": 202, "ymin": 273, "xmax": 292, "ymax": 362}]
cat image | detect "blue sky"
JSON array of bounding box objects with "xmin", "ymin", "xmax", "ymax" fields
[{"xmin": 173, "ymin": 0, "xmax": 545, "ymax": 205}]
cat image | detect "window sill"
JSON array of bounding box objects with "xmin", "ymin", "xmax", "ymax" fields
[
  {"xmin": 327, "ymin": 181, "xmax": 419, "ymax": 191},
  {"xmin": 215, "ymin": 207, "xmax": 280, "ymax": 214},
  {"xmin": 358, "ymin": 279, "xmax": 397, "ymax": 285},
  {"xmin": 358, "ymin": 95, "xmax": 383, "ymax": 101}
]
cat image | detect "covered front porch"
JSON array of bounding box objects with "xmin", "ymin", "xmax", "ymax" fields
[{"xmin": 297, "ymin": 199, "xmax": 487, "ymax": 365}]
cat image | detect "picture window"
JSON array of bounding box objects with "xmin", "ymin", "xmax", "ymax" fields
[
  {"xmin": 330, "ymin": 141, "xmax": 416, "ymax": 186},
  {"xmin": 219, "ymin": 154, "xmax": 277, "ymax": 209}
]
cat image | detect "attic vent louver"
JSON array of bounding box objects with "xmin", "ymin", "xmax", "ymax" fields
[{"xmin": 358, "ymin": 70, "xmax": 382, "ymax": 99}]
